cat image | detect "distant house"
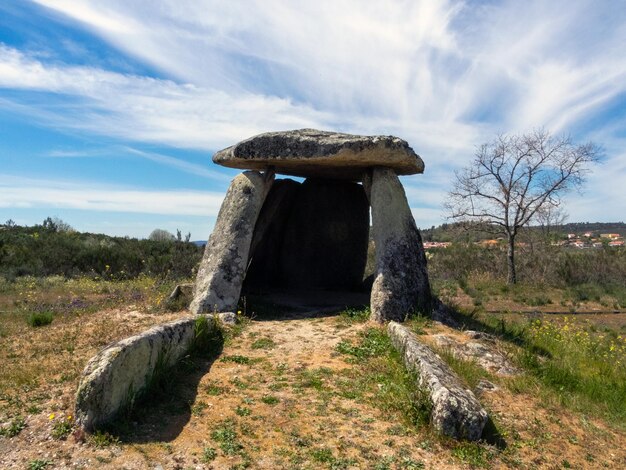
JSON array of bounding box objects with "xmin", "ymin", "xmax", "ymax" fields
[
  {"xmin": 423, "ymin": 241, "xmax": 451, "ymax": 249},
  {"xmin": 567, "ymin": 233, "xmax": 577, "ymax": 239},
  {"xmin": 572, "ymin": 241, "xmax": 586, "ymax": 248},
  {"xmin": 609, "ymin": 240, "xmax": 625, "ymax": 247},
  {"xmin": 600, "ymin": 233, "xmax": 621, "ymax": 240},
  {"xmin": 583, "ymin": 232, "xmax": 593, "ymax": 238}
]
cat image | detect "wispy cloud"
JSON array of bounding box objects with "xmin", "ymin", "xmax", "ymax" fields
[
  {"xmin": 0, "ymin": 0, "xmax": 625, "ymax": 227},
  {"xmin": 13, "ymin": 1, "xmax": 624, "ymax": 161},
  {"xmin": 0, "ymin": 44, "xmax": 334, "ymax": 150},
  {"xmin": 0, "ymin": 174, "xmax": 225, "ymax": 216},
  {"xmin": 44, "ymin": 149, "xmax": 108, "ymax": 158}
]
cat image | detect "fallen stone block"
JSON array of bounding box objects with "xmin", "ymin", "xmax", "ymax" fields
[
  {"xmin": 387, "ymin": 322, "xmax": 488, "ymax": 441},
  {"xmin": 75, "ymin": 314, "xmax": 221, "ymax": 431}
]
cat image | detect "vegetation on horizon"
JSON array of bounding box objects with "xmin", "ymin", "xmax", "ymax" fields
[{"xmin": 0, "ymin": 218, "xmax": 203, "ymax": 280}]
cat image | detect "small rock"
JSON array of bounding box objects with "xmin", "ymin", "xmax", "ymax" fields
[
  {"xmin": 475, "ymin": 379, "xmax": 498, "ymax": 393},
  {"xmin": 216, "ymin": 312, "xmax": 237, "ymax": 326},
  {"xmin": 464, "ymin": 330, "xmax": 496, "ymax": 342}
]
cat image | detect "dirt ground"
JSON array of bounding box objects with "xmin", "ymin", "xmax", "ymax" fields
[{"xmin": 1, "ymin": 306, "xmax": 626, "ymax": 469}]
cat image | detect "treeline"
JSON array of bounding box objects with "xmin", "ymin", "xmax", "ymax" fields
[
  {"xmin": 0, "ymin": 219, "xmax": 203, "ymax": 280},
  {"xmin": 421, "ymin": 221, "xmax": 626, "ymax": 243}
]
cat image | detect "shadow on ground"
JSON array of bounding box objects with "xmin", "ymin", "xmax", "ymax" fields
[
  {"xmin": 241, "ymin": 289, "xmax": 370, "ymax": 321},
  {"xmin": 104, "ymin": 332, "xmax": 224, "ymax": 443}
]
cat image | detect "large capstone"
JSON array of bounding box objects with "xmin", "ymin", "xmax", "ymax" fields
[
  {"xmin": 367, "ymin": 167, "xmax": 431, "ymax": 322},
  {"xmin": 213, "ymin": 128, "xmax": 424, "ymax": 180},
  {"xmin": 190, "ymin": 171, "xmax": 273, "ymax": 314},
  {"xmin": 244, "ymin": 177, "xmax": 369, "ymax": 292}
]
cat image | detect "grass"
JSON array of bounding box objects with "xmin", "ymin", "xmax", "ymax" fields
[
  {"xmin": 26, "ymin": 311, "xmax": 54, "ymax": 327},
  {"xmin": 507, "ymin": 316, "xmax": 626, "ymax": 425},
  {"xmin": 201, "ymin": 446, "xmax": 217, "ymax": 463},
  {"xmin": 251, "ymin": 337, "xmax": 275, "ymax": 350},
  {"xmin": 211, "ymin": 419, "xmax": 243, "ymax": 455},
  {"xmin": 221, "ymin": 354, "xmax": 254, "ymax": 364},
  {"xmin": 338, "ymin": 306, "xmax": 371, "ymax": 324},
  {"xmin": 51, "ymin": 415, "xmax": 73, "ymax": 439},
  {"xmin": 27, "ymin": 459, "xmax": 51, "ymax": 470},
  {"xmin": 192, "ymin": 315, "xmax": 224, "ymax": 358},
  {"xmin": 449, "ymin": 306, "xmax": 626, "ymax": 427},
  {"xmin": 261, "ymin": 395, "xmax": 280, "ymax": 405},
  {"xmin": 0, "ymin": 415, "xmax": 26, "ymax": 437},
  {"xmin": 335, "ymin": 327, "xmax": 432, "ymax": 429},
  {"xmin": 88, "ymin": 430, "xmax": 120, "ymax": 448},
  {"xmin": 450, "ymin": 442, "xmax": 494, "ymax": 468}
]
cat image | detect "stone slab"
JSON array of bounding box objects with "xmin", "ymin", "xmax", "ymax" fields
[
  {"xmin": 75, "ymin": 315, "xmax": 217, "ymax": 431},
  {"xmin": 388, "ymin": 322, "xmax": 488, "ymax": 441},
  {"xmin": 213, "ymin": 129, "xmax": 424, "ymax": 180}
]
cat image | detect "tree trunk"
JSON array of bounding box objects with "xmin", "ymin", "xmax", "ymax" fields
[{"xmin": 507, "ymin": 234, "xmax": 517, "ymax": 284}]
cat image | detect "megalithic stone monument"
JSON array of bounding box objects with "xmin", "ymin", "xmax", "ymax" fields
[{"xmin": 190, "ymin": 129, "xmax": 431, "ymax": 322}]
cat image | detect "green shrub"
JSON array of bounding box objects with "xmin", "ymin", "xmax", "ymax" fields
[
  {"xmin": 28, "ymin": 459, "xmax": 51, "ymax": 470},
  {"xmin": 0, "ymin": 416, "xmax": 26, "ymax": 437},
  {"xmin": 192, "ymin": 316, "xmax": 224, "ymax": 358},
  {"xmin": 26, "ymin": 311, "xmax": 53, "ymax": 327}
]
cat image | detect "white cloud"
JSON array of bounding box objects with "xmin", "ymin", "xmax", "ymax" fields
[
  {"xmin": 0, "ymin": 0, "xmax": 625, "ymax": 225},
  {"xmin": 0, "ymin": 44, "xmax": 334, "ymax": 150},
  {"xmin": 0, "ymin": 174, "xmax": 225, "ymax": 216},
  {"xmin": 23, "ymin": 1, "xmax": 626, "ymax": 156}
]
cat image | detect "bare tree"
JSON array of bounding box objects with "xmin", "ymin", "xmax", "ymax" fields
[
  {"xmin": 446, "ymin": 129, "xmax": 600, "ymax": 284},
  {"xmin": 535, "ymin": 204, "xmax": 568, "ymax": 240}
]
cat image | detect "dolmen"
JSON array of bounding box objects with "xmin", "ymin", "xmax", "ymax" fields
[{"xmin": 190, "ymin": 129, "xmax": 431, "ymax": 322}]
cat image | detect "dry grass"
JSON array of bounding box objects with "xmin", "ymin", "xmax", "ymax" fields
[{"xmin": 1, "ymin": 278, "xmax": 626, "ymax": 469}]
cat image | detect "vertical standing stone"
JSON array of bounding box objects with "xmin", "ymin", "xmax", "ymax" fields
[
  {"xmin": 190, "ymin": 171, "xmax": 273, "ymax": 314},
  {"xmin": 368, "ymin": 167, "xmax": 431, "ymax": 322}
]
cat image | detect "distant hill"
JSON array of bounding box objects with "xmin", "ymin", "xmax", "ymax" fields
[
  {"xmin": 420, "ymin": 221, "xmax": 626, "ymax": 242},
  {"xmin": 556, "ymin": 222, "xmax": 626, "ymax": 236}
]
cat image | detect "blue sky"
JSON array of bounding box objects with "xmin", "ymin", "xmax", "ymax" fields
[{"xmin": 1, "ymin": 0, "xmax": 625, "ymax": 239}]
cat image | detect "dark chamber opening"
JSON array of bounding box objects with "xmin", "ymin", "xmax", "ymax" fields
[{"xmin": 242, "ymin": 177, "xmax": 371, "ymax": 310}]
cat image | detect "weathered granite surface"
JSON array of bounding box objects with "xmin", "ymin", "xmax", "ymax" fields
[
  {"xmin": 75, "ymin": 315, "xmax": 218, "ymax": 431},
  {"xmin": 434, "ymin": 333, "xmax": 520, "ymax": 376},
  {"xmin": 388, "ymin": 322, "xmax": 488, "ymax": 441},
  {"xmin": 213, "ymin": 129, "xmax": 424, "ymax": 180},
  {"xmin": 366, "ymin": 168, "xmax": 431, "ymax": 321},
  {"xmin": 190, "ymin": 171, "xmax": 273, "ymax": 314}
]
